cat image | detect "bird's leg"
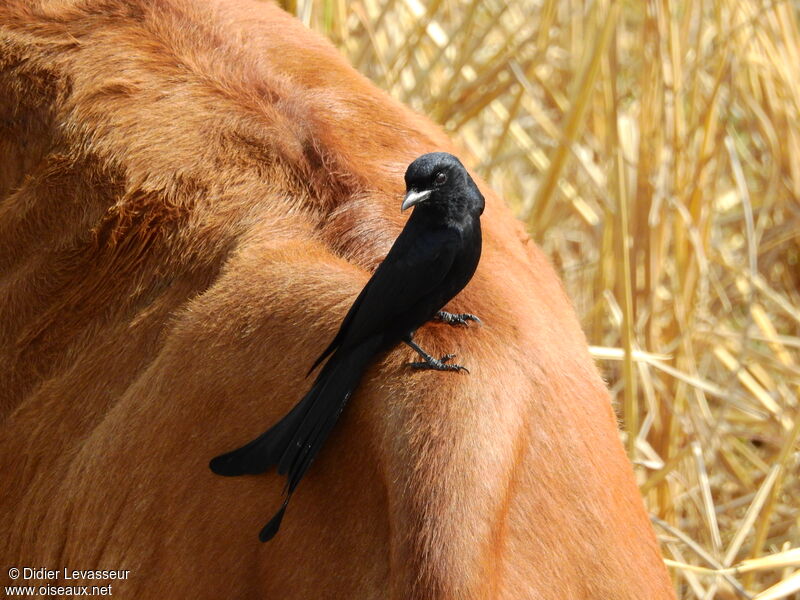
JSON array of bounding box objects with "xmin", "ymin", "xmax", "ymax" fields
[
  {"xmin": 435, "ymin": 311, "xmax": 482, "ymax": 326},
  {"xmin": 404, "ymin": 339, "xmax": 469, "ymax": 373}
]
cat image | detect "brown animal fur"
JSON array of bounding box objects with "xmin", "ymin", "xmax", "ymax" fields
[{"xmin": 0, "ymin": 1, "xmax": 676, "ymax": 598}]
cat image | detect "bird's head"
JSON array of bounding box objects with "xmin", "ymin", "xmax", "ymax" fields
[{"xmin": 401, "ymin": 152, "xmax": 485, "ymax": 217}]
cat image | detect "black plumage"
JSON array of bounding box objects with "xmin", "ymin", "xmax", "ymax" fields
[{"xmin": 209, "ymin": 152, "xmax": 485, "ymax": 541}]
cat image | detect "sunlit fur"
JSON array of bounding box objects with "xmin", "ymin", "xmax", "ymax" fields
[{"xmin": 0, "ymin": 0, "xmax": 675, "ymax": 598}]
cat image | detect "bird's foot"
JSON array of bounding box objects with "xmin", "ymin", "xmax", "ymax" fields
[
  {"xmin": 435, "ymin": 311, "xmax": 482, "ymax": 326},
  {"xmin": 404, "ymin": 339, "xmax": 470, "ymax": 373},
  {"xmin": 409, "ymin": 353, "xmax": 469, "ymax": 373}
]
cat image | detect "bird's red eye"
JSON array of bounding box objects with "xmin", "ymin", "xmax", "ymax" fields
[{"xmin": 435, "ymin": 172, "xmax": 447, "ymax": 185}]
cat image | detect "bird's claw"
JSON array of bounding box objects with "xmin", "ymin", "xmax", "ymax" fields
[
  {"xmin": 409, "ymin": 353, "xmax": 469, "ymax": 373},
  {"xmin": 436, "ymin": 311, "xmax": 482, "ymax": 327}
]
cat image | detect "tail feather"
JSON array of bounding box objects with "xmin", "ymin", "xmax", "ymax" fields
[
  {"xmin": 209, "ymin": 336, "xmax": 382, "ymax": 540},
  {"xmin": 209, "ymin": 391, "xmax": 314, "ymax": 476},
  {"xmin": 259, "ymin": 495, "xmax": 290, "ymax": 542},
  {"xmin": 284, "ymin": 389, "xmax": 352, "ymax": 491},
  {"xmin": 278, "ymin": 340, "xmax": 378, "ymax": 489}
]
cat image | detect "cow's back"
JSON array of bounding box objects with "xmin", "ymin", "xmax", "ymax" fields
[{"xmin": 0, "ymin": 1, "xmax": 675, "ymax": 598}]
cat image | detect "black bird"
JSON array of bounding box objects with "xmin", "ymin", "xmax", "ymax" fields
[{"xmin": 209, "ymin": 152, "xmax": 484, "ymax": 541}]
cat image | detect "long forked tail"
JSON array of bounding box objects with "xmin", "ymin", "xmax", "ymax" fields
[{"xmin": 209, "ymin": 336, "xmax": 382, "ymax": 541}]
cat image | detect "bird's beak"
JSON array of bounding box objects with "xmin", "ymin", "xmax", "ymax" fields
[{"xmin": 401, "ymin": 189, "xmax": 432, "ymax": 212}]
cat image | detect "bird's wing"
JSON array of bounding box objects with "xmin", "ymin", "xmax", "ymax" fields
[
  {"xmin": 309, "ymin": 226, "xmax": 459, "ymax": 371},
  {"xmin": 307, "ymin": 278, "xmax": 374, "ymax": 374}
]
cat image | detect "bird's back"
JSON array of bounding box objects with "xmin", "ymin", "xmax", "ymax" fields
[{"xmin": 341, "ymin": 213, "xmax": 480, "ymax": 353}]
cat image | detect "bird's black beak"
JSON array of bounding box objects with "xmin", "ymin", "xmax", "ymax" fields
[{"xmin": 401, "ymin": 189, "xmax": 432, "ymax": 212}]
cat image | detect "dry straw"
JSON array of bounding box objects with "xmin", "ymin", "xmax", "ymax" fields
[{"xmin": 282, "ymin": 0, "xmax": 800, "ymax": 597}]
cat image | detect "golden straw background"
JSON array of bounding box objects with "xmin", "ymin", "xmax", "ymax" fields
[{"xmin": 278, "ymin": 0, "xmax": 800, "ymax": 597}]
